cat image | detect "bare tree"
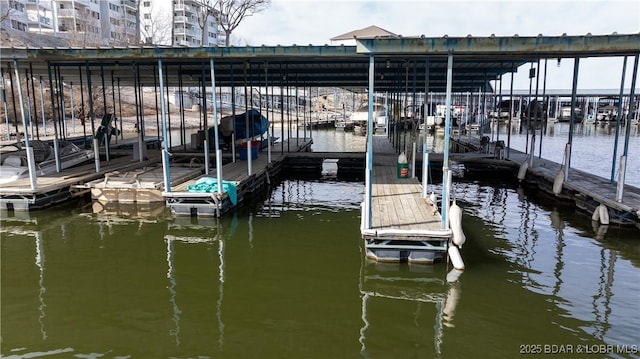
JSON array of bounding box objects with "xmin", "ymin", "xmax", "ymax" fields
[
  {"xmin": 140, "ymin": 1, "xmax": 171, "ymax": 45},
  {"xmin": 195, "ymin": 0, "xmax": 214, "ymax": 46},
  {"xmin": 134, "ymin": 0, "xmax": 141, "ymax": 44},
  {"xmin": 0, "ymin": 0, "xmax": 15, "ymax": 23},
  {"xmin": 216, "ymin": 0, "xmax": 270, "ymax": 46}
]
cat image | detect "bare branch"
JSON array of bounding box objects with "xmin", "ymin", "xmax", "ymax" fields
[
  {"xmin": 140, "ymin": 1, "xmax": 171, "ymax": 45},
  {"xmin": 0, "ymin": 0, "xmax": 15, "ymax": 23},
  {"xmin": 216, "ymin": 0, "xmax": 271, "ymax": 46}
]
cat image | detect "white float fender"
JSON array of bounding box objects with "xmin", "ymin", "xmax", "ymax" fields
[
  {"xmin": 449, "ymin": 200, "xmax": 466, "ymax": 248},
  {"xmin": 599, "ymin": 204, "xmax": 610, "ymax": 225},
  {"xmin": 552, "ymin": 168, "xmax": 564, "ymax": 195},
  {"xmin": 591, "ymin": 205, "xmax": 600, "ymax": 222},
  {"xmin": 429, "ymin": 192, "xmax": 438, "ymax": 209},
  {"xmin": 446, "ymin": 268, "xmax": 464, "ymax": 283},
  {"xmin": 517, "ymin": 160, "xmax": 528, "ymax": 180},
  {"xmin": 448, "ymin": 245, "xmax": 465, "ymax": 270}
]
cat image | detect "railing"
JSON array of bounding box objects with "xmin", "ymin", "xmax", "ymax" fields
[
  {"xmin": 174, "ymin": 4, "xmax": 191, "ymax": 12},
  {"xmin": 57, "ymin": 9, "xmax": 77, "ymax": 17}
]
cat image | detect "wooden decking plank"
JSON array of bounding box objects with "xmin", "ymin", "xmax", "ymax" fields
[{"xmin": 365, "ymin": 136, "xmax": 448, "ymax": 239}]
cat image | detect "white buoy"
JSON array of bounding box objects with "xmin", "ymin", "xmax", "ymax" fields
[
  {"xmin": 429, "ymin": 192, "xmax": 438, "ymax": 211},
  {"xmin": 553, "ymin": 168, "xmax": 564, "ymax": 195},
  {"xmin": 448, "ymin": 246, "xmax": 465, "ymax": 270},
  {"xmin": 517, "ymin": 160, "xmax": 528, "ymax": 180},
  {"xmin": 599, "ymin": 204, "xmax": 610, "ymax": 225},
  {"xmin": 591, "ymin": 205, "xmax": 600, "ymax": 222},
  {"xmin": 449, "ymin": 200, "xmax": 466, "ymax": 248}
]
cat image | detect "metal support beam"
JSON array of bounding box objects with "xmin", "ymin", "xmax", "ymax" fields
[
  {"xmin": 13, "ymin": 59, "xmax": 37, "ymax": 190},
  {"xmin": 366, "ymin": 55, "xmax": 375, "ymax": 229},
  {"xmin": 158, "ymin": 59, "xmax": 172, "ymax": 193},
  {"xmin": 441, "ymin": 53, "xmax": 453, "ymax": 229},
  {"xmin": 210, "ymin": 58, "xmax": 223, "ymax": 194}
]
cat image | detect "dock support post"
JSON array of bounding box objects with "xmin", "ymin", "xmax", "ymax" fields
[
  {"xmin": 13, "ymin": 59, "xmax": 38, "ymax": 190},
  {"xmin": 158, "ymin": 59, "xmax": 172, "ymax": 193},
  {"xmin": 365, "ymin": 55, "xmax": 375, "ymax": 229},
  {"xmin": 411, "ymin": 142, "xmax": 417, "ymax": 178},
  {"xmin": 1, "ymin": 69, "xmax": 10, "ymax": 140},
  {"xmin": 529, "ymin": 134, "xmax": 535, "ymax": 168},
  {"xmin": 566, "ymin": 57, "xmax": 580, "ymax": 171},
  {"xmin": 93, "ymin": 138, "xmax": 100, "ymax": 172},
  {"xmin": 441, "ymin": 53, "xmax": 454, "ymax": 229},
  {"xmin": 70, "ymin": 82, "xmax": 75, "ymax": 135},
  {"xmin": 422, "ymin": 146, "xmax": 429, "ymax": 198},
  {"xmin": 610, "ymin": 56, "xmax": 627, "ymax": 183},
  {"xmin": 563, "ymin": 143, "xmax": 571, "ymax": 182},
  {"xmin": 620, "ymin": 54, "xmax": 638, "ymax": 192},
  {"xmin": 210, "ymin": 58, "xmax": 223, "ymax": 193},
  {"xmin": 616, "ymin": 156, "xmax": 626, "ymax": 202}
]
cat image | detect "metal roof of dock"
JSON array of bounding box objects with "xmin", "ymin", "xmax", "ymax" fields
[{"xmin": 1, "ymin": 33, "xmax": 638, "ymax": 93}]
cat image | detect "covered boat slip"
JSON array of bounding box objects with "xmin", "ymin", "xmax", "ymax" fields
[
  {"xmin": 1, "ymin": 34, "xmax": 638, "ymax": 232},
  {"xmin": 0, "ymin": 152, "xmax": 161, "ymax": 210},
  {"xmin": 165, "ymin": 138, "xmax": 312, "ymax": 217},
  {"xmin": 362, "ymin": 136, "xmax": 450, "ymax": 264}
]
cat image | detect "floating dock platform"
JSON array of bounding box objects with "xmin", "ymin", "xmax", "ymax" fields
[
  {"xmin": 164, "ymin": 139, "xmax": 312, "ymax": 217},
  {"xmin": 0, "ymin": 153, "xmax": 161, "ymax": 211},
  {"xmin": 78, "ymin": 163, "xmax": 204, "ymax": 203},
  {"xmin": 361, "ymin": 136, "xmax": 451, "ymax": 264}
]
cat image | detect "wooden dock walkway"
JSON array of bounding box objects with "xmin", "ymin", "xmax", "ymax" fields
[
  {"xmin": 451, "ymin": 136, "xmax": 640, "ymax": 228},
  {"xmin": 362, "ymin": 136, "xmax": 451, "ymax": 264}
]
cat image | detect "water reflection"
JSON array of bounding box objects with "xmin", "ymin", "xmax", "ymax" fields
[
  {"xmin": 452, "ymin": 180, "xmax": 639, "ymax": 347},
  {"xmin": 1, "ymin": 178, "xmax": 638, "ymax": 357},
  {"xmin": 357, "ymin": 257, "xmax": 462, "ymax": 358},
  {"xmin": 164, "ymin": 216, "xmax": 234, "ymax": 350}
]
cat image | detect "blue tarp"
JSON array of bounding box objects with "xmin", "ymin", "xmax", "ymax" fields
[
  {"xmin": 186, "ymin": 177, "xmax": 237, "ymax": 205},
  {"xmin": 210, "ymin": 109, "xmax": 269, "ymax": 142}
]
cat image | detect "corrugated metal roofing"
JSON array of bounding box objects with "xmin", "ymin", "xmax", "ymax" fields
[{"xmin": 1, "ymin": 33, "xmax": 638, "ymax": 94}]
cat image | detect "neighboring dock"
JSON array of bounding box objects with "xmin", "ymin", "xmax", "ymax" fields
[
  {"xmin": 0, "ymin": 152, "xmax": 161, "ymax": 210},
  {"xmin": 361, "ymin": 136, "xmax": 451, "ymax": 264},
  {"xmin": 451, "ymin": 136, "xmax": 640, "ymax": 228}
]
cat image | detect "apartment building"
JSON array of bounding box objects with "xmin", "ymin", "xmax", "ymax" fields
[
  {"xmin": 2, "ymin": 0, "xmax": 225, "ymax": 46},
  {"xmin": 1, "ymin": 0, "xmax": 55, "ymax": 34},
  {"xmin": 99, "ymin": 0, "xmax": 138, "ymax": 45},
  {"xmin": 56, "ymin": 0, "xmax": 101, "ymax": 44},
  {"xmin": 170, "ymin": 0, "xmax": 225, "ymax": 47}
]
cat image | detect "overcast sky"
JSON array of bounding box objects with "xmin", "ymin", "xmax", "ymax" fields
[{"xmin": 232, "ymin": 0, "xmax": 640, "ymax": 90}]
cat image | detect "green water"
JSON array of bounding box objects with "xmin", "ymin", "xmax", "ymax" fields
[{"xmin": 1, "ymin": 179, "xmax": 639, "ymax": 358}]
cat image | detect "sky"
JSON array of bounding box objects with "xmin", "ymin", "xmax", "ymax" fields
[{"xmin": 231, "ymin": 0, "xmax": 640, "ymax": 90}]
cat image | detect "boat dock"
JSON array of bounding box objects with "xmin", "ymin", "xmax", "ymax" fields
[
  {"xmin": 0, "ymin": 152, "xmax": 161, "ymax": 210},
  {"xmin": 450, "ymin": 136, "xmax": 640, "ymax": 227},
  {"xmin": 361, "ymin": 136, "xmax": 451, "ymax": 264},
  {"xmin": 78, "ymin": 162, "xmax": 204, "ymax": 203},
  {"xmin": 164, "ymin": 138, "xmax": 312, "ymax": 217}
]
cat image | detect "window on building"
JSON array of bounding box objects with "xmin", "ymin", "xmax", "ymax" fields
[
  {"xmin": 143, "ymin": 1, "xmax": 151, "ymax": 7},
  {"xmin": 144, "ymin": 13, "xmax": 151, "ymax": 19}
]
